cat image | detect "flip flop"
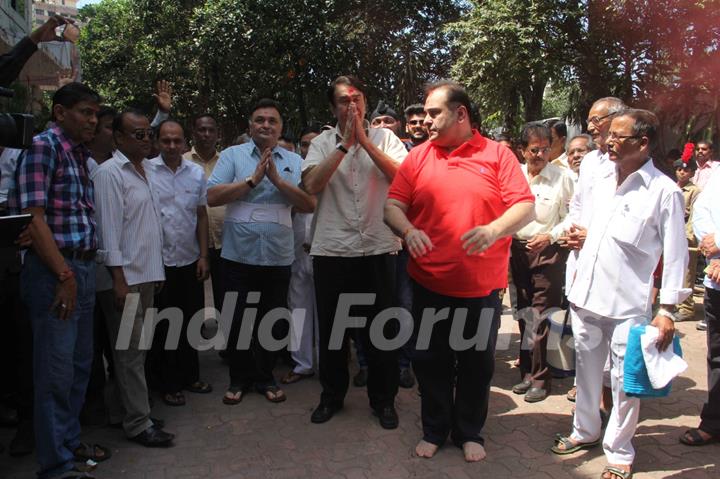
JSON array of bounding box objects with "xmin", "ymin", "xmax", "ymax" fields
[
  {"xmin": 601, "ymin": 465, "xmax": 633, "ymax": 479},
  {"xmin": 259, "ymin": 385, "xmax": 286, "ymax": 403},
  {"xmin": 222, "ymin": 387, "xmax": 244, "ymax": 405},
  {"xmin": 162, "ymin": 392, "xmax": 186, "ymax": 407},
  {"xmin": 185, "ymin": 381, "xmax": 213, "ymax": 394},
  {"xmin": 679, "ymin": 428, "xmax": 720, "ymax": 446},
  {"xmin": 281, "ymin": 371, "xmax": 314, "ymax": 384},
  {"xmin": 551, "ymin": 435, "xmax": 600, "ymax": 455}
]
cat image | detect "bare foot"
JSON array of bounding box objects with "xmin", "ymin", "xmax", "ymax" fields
[
  {"xmin": 415, "ymin": 440, "xmax": 439, "ymax": 458},
  {"xmin": 462, "ymin": 442, "xmax": 486, "ymax": 462}
]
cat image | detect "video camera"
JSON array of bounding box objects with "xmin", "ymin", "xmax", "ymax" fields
[{"xmin": 0, "ymin": 87, "xmax": 33, "ymax": 149}]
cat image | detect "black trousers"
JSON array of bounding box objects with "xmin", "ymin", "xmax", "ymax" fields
[
  {"xmin": 224, "ymin": 260, "xmax": 291, "ymax": 390},
  {"xmin": 314, "ymin": 254, "xmax": 398, "ymax": 410},
  {"xmin": 700, "ymin": 287, "xmax": 720, "ymax": 435},
  {"xmin": 510, "ymin": 240, "xmax": 568, "ymax": 385},
  {"xmin": 411, "ymin": 281, "xmax": 501, "ymax": 447},
  {"xmin": 154, "ymin": 262, "xmax": 204, "ymax": 394},
  {"xmin": 208, "ymin": 248, "xmax": 224, "ymax": 312}
]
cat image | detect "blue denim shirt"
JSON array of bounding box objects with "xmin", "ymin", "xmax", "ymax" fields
[{"xmin": 208, "ymin": 141, "xmax": 302, "ymax": 266}]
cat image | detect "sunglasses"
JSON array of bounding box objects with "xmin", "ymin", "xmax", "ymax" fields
[
  {"xmin": 407, "ymin": 120, "xmax": 424, "ymax": 126},
  {"xmin": 128, "ymin": 128, "xmax": 155, "ymax": 140}
]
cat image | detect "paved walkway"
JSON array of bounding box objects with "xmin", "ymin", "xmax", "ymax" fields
[{"xmin": 1, "ymin": 299, "xmax": 718, "ymax": 478}]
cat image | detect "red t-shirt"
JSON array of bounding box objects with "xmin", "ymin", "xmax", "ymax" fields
[{"xmin": 388, "ymin": 131, "xmax": 534, "ymax": 297}]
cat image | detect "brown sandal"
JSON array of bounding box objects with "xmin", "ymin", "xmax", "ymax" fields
[
  {"xmin": 281, "ymin": 371, "xmax": 314, "ymax": 384},
  {"xmin": 260, "ymin": 385, "xmax": 286, "ymax": 403},
  {"xmin": 162, "ymin": 392, "xmax": 185, "ymax": 407},
  {"xmin": 222, "ymin": 387, "xmax": 244, "ymax": 405}
]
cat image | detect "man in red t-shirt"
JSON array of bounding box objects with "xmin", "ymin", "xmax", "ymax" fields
[{"xmin": 385, "ymin": 80, "xmax": 535, "ymax": 462}]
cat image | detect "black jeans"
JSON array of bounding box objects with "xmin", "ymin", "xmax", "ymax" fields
[
  {"xmin": 208, "ymin": 248, "xmax": 224, "ymax": 312},
  {"xmin": 700, "ymin": 287, "xmax": 720, "ymax": 435},
  {"xmin": 411, "ymin": 281, "xmax": 501, "ymax": 447},
  {"xmin": 154, "ymin": 262, "xmax": 205, "ymax": 394},
  {"xmin": 223, "ymin": 260, "xmax": 291, "ymax": 390},
  {"xmin": 314, "ymin": 254, "xmax": 398, "ymax": 410}
]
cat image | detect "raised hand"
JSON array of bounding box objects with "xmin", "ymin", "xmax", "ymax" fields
[{"xmin": 153, "ymin": 80, "xmax": 172, "ymax": 113}]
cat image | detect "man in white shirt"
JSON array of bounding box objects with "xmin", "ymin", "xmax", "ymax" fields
[
  {"xmin": 681, "ymin": 168, "xmax": 720, "ymax": 446},
  {"xmin": 691, "ymin": 141, "xmax": 717, "ymax": 190},
  {"xmin": 92, "ymin": 109, "xmax": 174, "ymax": 447},
  {"xmin": 511, "ymin": 124, "xmax": 574, "ymax": 403},
  {"xmin": 552, "ymin": 109, "xmax": 690, "ymax": 479},
  {"xmin": 302, "ymin": 75, "xmax": 408, "ymax": 428},
  {"xmin": 149, "ymin": 120, "xmax": 211, "ymax": 407}
]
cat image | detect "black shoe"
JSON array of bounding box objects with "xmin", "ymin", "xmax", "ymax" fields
[
  {"xmin": 512, "ymin": 377, "xmax": 532, "ymax": 395},
  {"xmin": 311, "ymin": 403, "xmax": 341, "ymax": 424},
  {"xmin": 9, "ymin": 420, "xmax": 34, "ymax": 457},
  {"xmin": 524, "ymin": 387, "xmax": 548, "ymax": 403},
  {"xmin": 399, "ymin": 368, "xmax": 415, "ymax": 389},
  {"xmin": 353, "ymin": 368, "xmax": 368, "ymax": 387},
  {"xmin": 129, "ymin": 425, "xmax": 174, "ymax": 447},
  {"xmin": 151, "ymin": 417, "xmax": 165, "ymax": 429},
  {"xmin": 373, "ymin": 405, "xmax": 399, "ymax": 430}
]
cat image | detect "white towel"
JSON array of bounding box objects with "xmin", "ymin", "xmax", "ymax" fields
[{"xmin": 640, "ymin": 326, "xmax": 688, "ymax": 389}]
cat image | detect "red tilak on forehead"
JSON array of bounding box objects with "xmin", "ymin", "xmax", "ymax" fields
[{"xmin": 347, "ymin": 87, "xmax": 358, "ymax": 95}]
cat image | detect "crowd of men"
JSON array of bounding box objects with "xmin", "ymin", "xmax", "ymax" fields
[{"xmin": 1, "ymin": 16, "xmax": 719, "ymax": 479}]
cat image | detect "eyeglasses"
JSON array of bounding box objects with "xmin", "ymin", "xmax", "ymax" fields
[
  {"xmin": 128, "ymin": 128, "xmax": 155, "ymax": 140},
  {"xmin": 407, "ymin": 120, "xmax": 424, "ymax": 126},
  {"xmin": 607, "ymin": 132, "xmax": 642, "ymax": 142},
  {"xmin": 587, "ymin": 113, "xmax": 615, "ymax": 125},
  {"xmin": 527, "ymin": 146, "xmax": 551, "ymax": 155}
]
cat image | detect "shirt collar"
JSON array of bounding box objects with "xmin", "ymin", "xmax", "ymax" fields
[
  {"xmin": 189, "ymin": 147, "xmax": 219, "ymax": 163},
  {"xmin": 614, "ymin": 157, "xmax": 655, "ymax": 187},
  {"xmin": 523, "ymin": 162, "xmax": 553, "ymax": 181},
  {"xmin": 154, "ymin": 154, "xmax": 187, "ymax": 172},
  {"xmin": 50, "ymin": 124, "xmax": 90, "ymax": 157}
]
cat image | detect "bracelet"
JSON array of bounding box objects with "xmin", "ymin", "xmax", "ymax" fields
[{"xmin": 58, "ymin": 269, "xmax": 74, "ymax": 282}]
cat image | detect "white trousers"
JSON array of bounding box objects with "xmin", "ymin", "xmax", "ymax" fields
[
  {"xmin": 287, "ymin": 253, "xmax": 316, "ymax": 374},
  {"xmin": 570, "ymin": 305, "xmax": 645, "ymax": 465}
]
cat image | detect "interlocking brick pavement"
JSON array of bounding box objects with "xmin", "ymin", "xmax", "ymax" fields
[{"xmin": 1, "ymin": 298, "xmax": 718, "ymax": 478}]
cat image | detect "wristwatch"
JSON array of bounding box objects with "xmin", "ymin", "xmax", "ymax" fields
[
  {"xmin": 656, "ymin": 308, "xmax": 678, "ymax": 322},
  {"xmin": 336, "ymin": 143, "xmax": 348, "ymax": 154},
  {"xmin": 245, "ymin": 176, "xmax": 256, "ymax": 188}
]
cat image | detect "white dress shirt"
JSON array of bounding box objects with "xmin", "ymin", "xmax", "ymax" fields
[
  {"xmin": 149, "ymin": 156, "xmax": 207, "ymax": 267},
  {"xmin": 515, "ymin": 162, "xmax": 574, "ymax": 242},
  {"xmin": 92, "ymin": 150, "xmax": 165, "ymax": 286},
  {"xmin": 302, "ymin": 126, "xmax": 408, "ymax": 257},
  {"xmin": 568, "ymin": 158, "xmax": 690, "ymax": 319},
  {"xmin": 693, "ymin": 168, "xmax": 720, "ymax": 290}
]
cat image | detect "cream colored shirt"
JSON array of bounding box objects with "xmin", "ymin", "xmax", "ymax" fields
[
  {"xmin": 184, "ymin": 147, "xmax": 225, "ymax": 249},
  {"xmin": 302, "ymin": 126, "xmax": 408, "ymax": 256},
  {"xmin": 515, "ymin": 162, "xmax": 574, "ymax": 242}
]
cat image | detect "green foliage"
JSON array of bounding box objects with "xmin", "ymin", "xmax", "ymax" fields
[{"xmin": 78, "ymin": 0, "xmax": 460, "ymax": 141}]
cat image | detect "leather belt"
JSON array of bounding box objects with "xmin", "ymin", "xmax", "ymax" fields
[{"xmin": 59, "ymin": 248, "xmax": 97, "ymax": 261}]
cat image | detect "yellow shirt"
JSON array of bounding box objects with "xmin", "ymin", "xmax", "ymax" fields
[{"xmin": 184, "ymin": 147, "xmax": 225, "ymax": 249}]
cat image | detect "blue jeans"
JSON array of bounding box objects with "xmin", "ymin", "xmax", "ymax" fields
[{"xmin": 21, "ymin": 253, "xmax": 95, "ymax": 479}]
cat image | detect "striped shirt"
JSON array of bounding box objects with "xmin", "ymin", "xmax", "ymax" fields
[
  {"xmin": 208, "ymin": 141, "xmax": 301, "ymax": 266},
  {"xmin": 91, "ymin": 150, "xmax": 165, "ymax": 286},
  {"xmin": 12, "ymin": 125, "xmax": 96, "ymax": 250}
]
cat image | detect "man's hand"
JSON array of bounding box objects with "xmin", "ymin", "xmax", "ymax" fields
[
  {"xmin": 706, "ymin": 259, "xmax": 720, "ymax": 283},
  {"xmin": 51, "ymin": 276, "xmax": 77, "ymax": 320},
  {"xmin": 342, "ymin": 103, "xmax": 358, "ymax": 148},
  {"xmin": 564, "ymin": 224, "xmax": 587, "ymax": 250},
  {"xmin": 57, "ymin": 69, "xmax": 74, "ymax": 88},
  {"xmin": 252, "ymin": 150, "xmax": 269, "ymax": 185},
  {"xmin": 113, "ymin": 279, "xmax": 130, "ymax": 312},
  {"xmin": 153, "ymin": 80, "xmax": 172, "ymax": 113},
  {"xmin": 405, "ymin": 228, "xmax": 434, "ymax": 259},
  {"xmin": 461, "ymin": 224, "xmax": 499, "ymax": 255},
  {"xmin": 14, "ymin": 225, "xmax": 32, "ymax": 248},
  {"xmin": 264, "ymin": 148, "xmax": 281, "ymax": 185},
  {"xmin": 700, "ymin": 233, "xmax": 719, "ymax": 258},
  {"xmin": 526, "ymin": 234, "xmax": 551, "ymax": 254},
  {"xmin": 196, "ymin": 257, "xmax": 210, "ymax": 281},
  {"xmin": 650, "ymin": 313, "xmax": 675, "ymax": 352},
  {"xmin": 29, "ymin": 15, "xmax": 70, "ymax": 44}
]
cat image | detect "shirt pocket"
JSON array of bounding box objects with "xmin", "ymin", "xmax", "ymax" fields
[
  {"xmin": 534, "ymin": 196, "xmax": 556, "ymax": 224},
  {"xmin": 180, "ymin": 188, "xmax": 199, "ymax": 211},
  {"xmin": 610, "ymin": 212, "xmax": 646, "ymax": 248}
]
